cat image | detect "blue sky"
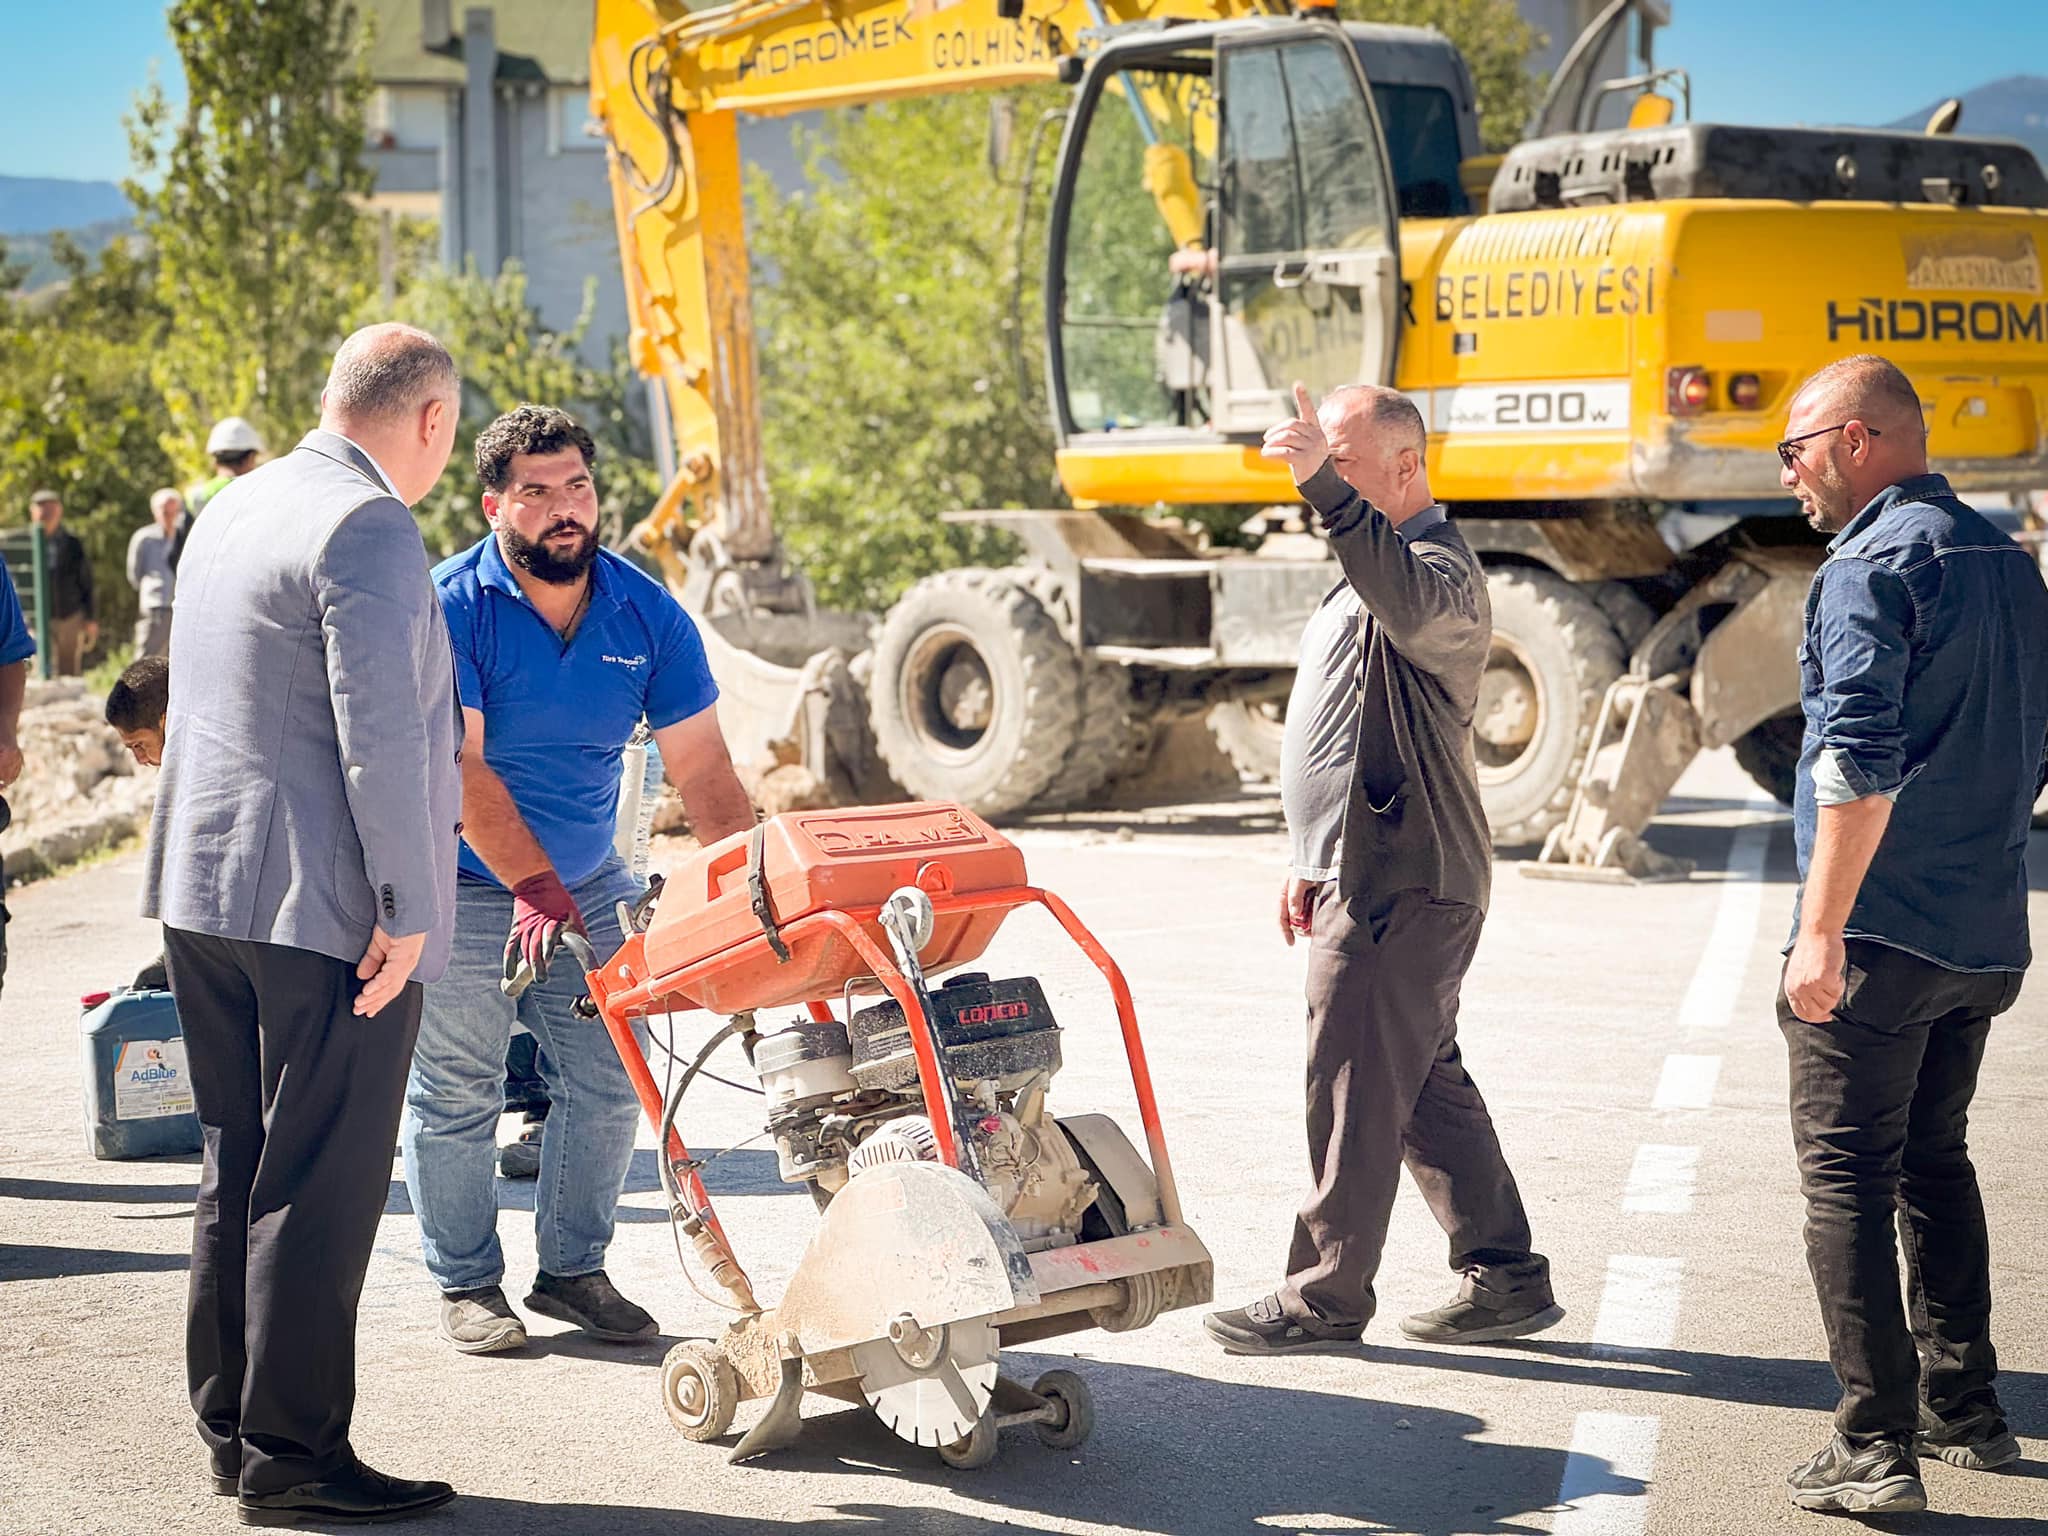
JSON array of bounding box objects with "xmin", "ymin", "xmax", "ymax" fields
[{"xmin": 2, "ymin": 0, "xmax": 2045, "ymax": 183}]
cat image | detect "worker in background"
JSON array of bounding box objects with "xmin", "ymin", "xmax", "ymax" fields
[
  {"xmin": 106, "ymin": 654, "xmax": 171, "ymax": 992},
  {"xmin": 127, "ymin": 490, "xmax": 182, "ymax": 658},
  {"xmin": 171, "ymin": 416, "xmax": 265, "ymax": 572},
  {"xmin": 29, "ymin": 490, "xmax": 95, "ymax": 675},
  {"xmin": 0, "ymin": 554, "xmax": 34, "ymax": 999},
  {"xmin": 401, "ymin": 404, "xmax": 754, "ymax": 1356},
  {"xmin": 1773, "ymin": 355, "xmax": 2047, "ymax": 1515},
  {"xmin": 1205, "ymin": 383, "xmax": 1562, "ymax": 1357},
  {"xmin": 146, "ymin": 324, "xmax": 461, "ymax": 1525}
]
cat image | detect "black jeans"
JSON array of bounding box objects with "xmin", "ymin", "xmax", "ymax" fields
[
  {"xmin": 1778, "ymin": 940, "xmax": 2021, "ymax": 1444},
  {"xmin": 164, "ymin": 927, "xmax": 423, "ymax": 1494},
  {"xmin": 1281, "ymin": 887, "xmax": 1551, "ymax": 1330}
]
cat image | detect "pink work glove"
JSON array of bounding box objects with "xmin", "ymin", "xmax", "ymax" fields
[{"xmin": 504, "ymin": 871, "xmax": 588, "ymax": 991}]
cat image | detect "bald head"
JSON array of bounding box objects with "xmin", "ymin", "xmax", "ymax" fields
[
  {"xmin": 1780, "ymin": 353, "xmax": 1929, "ymax": 533},
  {"xmin": 1319, "ymin": 384, "xmax": 1433, "ymax": 519},
  {"xmin": 319, "ymin": 323, "xmax": 461, "ymax": 506}
]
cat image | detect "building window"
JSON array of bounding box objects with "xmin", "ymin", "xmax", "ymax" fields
[{"xmin": 552, "ymin": 88, "xmax": 600, "ymax": 154}]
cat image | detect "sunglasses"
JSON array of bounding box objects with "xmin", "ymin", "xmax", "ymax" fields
[{"xmin": 1777, "ymin": 423, "xmax": 1880, "ymax": 470}]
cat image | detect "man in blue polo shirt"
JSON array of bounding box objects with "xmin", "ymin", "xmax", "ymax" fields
[
  {"xmin": 401, "ymin": 404, "xmax": 754, "ymax": 1355},
  {"xmin": 0, "ymin": 556, "xmax": 35, "ymax": 998}
]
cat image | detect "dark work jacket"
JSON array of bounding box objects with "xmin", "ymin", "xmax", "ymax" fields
[
  {"xmin": 44, "ymin": 527, "xmax": 94, "ymax": 620},
  {"xmin": 1792, "ymin": 473, "xmax": 2048, "ymax": 972},
  {"xmin": 1301, "ymin": 463, "xmax": 1493, "ymax": 914}
]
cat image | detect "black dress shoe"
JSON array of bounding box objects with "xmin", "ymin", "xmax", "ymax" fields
[
  {"xmin": 237, "ymin": 1459, "xmax": 454, "ymax": 1527},
  {"xmin": 210, "ymin": 1443, "xmax": 240, "ymax": 1495}
]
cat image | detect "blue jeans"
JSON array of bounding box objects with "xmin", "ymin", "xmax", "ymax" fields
[{"xmin": 401, "ymin": 859, "xmax": 648, "ymax": 1293}]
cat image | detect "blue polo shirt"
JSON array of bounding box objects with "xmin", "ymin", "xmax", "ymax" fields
[
  {"xmin": 435, "ymin": 536, "xmax": 719, "ymax": 888},
  {"xmin": 0, "ymin": 561, "xmax": 34, "ymax": 666}
]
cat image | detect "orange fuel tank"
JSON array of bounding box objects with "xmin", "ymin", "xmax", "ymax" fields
[{"xmin": 639, "ymin": 803, "xmax": 1028, "ymax": 1014}]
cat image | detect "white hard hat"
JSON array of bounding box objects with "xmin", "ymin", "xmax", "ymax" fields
[{"xmin": 206, "ymin": 416, "xmax": 265, "ymax": 456}]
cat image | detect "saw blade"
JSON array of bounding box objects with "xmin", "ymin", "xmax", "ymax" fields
[{"xmin": 852, "ymin": 1316, "xmax": 999, "ymax": 1448}]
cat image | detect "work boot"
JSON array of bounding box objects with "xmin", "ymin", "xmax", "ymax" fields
[
  {"xmin": 1399, "ymin": 1292, "xmax": 1564, "ymax": 1345},
  {"xmin": 1917, "ymin": 1402, "xmax": 2022, "ymax": 1471},
  {"xmin": 498, "ymin": 1122, "xmax": 543, "ymax": 1180},
  {"xmin": 1203, "ymin": 1293, "xmax": 1362, "ymax": 1356},
  {"xmin": 525, "ymin": 1269, "xmax": 658, "ymax": 1341},
  {"xmin": 236, "ymin": 1455, "xmax": 454, "ymax": 1527},
  {"xmin": 1787, "ymin": 1433, "xmax": 1926, "ymax": 1514},
  {"xmin": 438, "ymin": 1286, "xmax": 528, "ymax": 1355}
]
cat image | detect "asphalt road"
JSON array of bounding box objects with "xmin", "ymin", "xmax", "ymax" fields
[{"xmin": 3, "ymin": 750, "xmax": 2043, "ymax": 1534}]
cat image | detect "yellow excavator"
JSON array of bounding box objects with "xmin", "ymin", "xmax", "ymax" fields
[{"xmin": 592, "ymin": 0, "xmax": 2048, "ymax": 875}]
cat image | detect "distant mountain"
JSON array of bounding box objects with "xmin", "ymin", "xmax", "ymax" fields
[
  {"xmin": 0, "ymin": 175, "xmax": 132, "ymax": 236},
  {"xmin": 1888, "ymin": 75, "xmax": 2048, "ymax": 160},
  {"xmin": 5, "ymin": 219, "xmax": 136, "ymax": 294}
]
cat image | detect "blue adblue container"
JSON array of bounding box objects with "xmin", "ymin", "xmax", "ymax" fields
[{"xmin": 79, "ymin": 989, "xmax": 202, "ymax": 1160}]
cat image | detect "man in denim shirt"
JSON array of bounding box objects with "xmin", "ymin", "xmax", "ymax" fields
[{"xmin": 1776, "ymin": 355, "xmax": 2048, "ymax": 1514}]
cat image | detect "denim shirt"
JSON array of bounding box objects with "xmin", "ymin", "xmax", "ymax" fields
[{"xmin": 1792, "ymin": 474, "xmax": 2048, "ymax": 971}]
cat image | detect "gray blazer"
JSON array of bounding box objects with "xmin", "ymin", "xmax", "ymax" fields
[{"xmin": 144, "ymin": 430, "xmax": 461, "ymax": 982}]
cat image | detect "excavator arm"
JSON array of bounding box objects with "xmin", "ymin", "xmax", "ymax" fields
[{"xmin": 591, "ymin": 0, "xmax": 1272, "ymax": 602}]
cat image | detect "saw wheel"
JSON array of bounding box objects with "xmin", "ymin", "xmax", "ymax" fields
[{"xmin": 852, "ymin": 1316, "xmax": 999, "ymax": 1449}]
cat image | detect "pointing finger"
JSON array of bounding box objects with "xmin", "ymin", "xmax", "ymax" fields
[{"xmin": 1293, "ymin": 381, "xmax": 1316, "ymax": 423}]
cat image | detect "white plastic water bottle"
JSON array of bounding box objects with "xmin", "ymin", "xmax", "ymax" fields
[{"xmin": 613, "ymin": 721, "xmax": 665, "ymax": 879}]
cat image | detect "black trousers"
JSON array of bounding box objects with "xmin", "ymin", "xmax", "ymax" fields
[
  {"xmin": 163, "ymin": 926, "xmax": 422, "ymax": 1494},
  {"xmin": 1778, "ymin": 940, "xmax": 2020, "ymax": 1444},
  {"xmin": 1281, "ymin": 887, "xmax": 1551, "ymax": 1329}
]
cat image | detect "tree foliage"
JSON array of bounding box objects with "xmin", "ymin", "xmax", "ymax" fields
[
  {"xmin": 125, "ymin": 0, "xmax": 377, "ymax": 466},
  {"xmin": 751, "ymin": 1, "xmax": 1545, "ymax": 611}
]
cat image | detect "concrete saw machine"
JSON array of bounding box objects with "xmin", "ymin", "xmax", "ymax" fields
[{"xmin": 572, "ymin": 802, "xmax": 1212, "ymax": 1468}]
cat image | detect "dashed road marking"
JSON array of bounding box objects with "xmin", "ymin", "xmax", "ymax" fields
[
  {"xmin": 1590, "ymin": 1255, "xmax": 1686, "ymax": 1352},
  {"xmin": 1675, "ymin": 819, "xmax": 1775, "ymax": 1038},
  {"xmin": 1552, "ymin": 1412, "xmax": 1663, "ymax": 1536},
  {"xmin": 1651, "ymin": 1053, "xmax": 1721, "ymax": 1110},
  {"xmin": 1621, "ymin": 1144, "xmax": 1701, "ymax": 1215}
]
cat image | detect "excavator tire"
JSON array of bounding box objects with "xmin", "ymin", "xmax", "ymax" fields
[
  {"xmin": 1206, "ymin": 697, "xmax": 1287, "ymax": 783},
  {"xmin": 1733, "ymin": 709, "xmax": 1804, "ymax": 807},
  {"xmin": 1017, "ymin": 566, "xmax": 1151, "ymax": 808},
  {"xmin": 868, "ymin": 569, "xmax": 1080, "ymax": 819},
  {"xmin": 1480, "ymin": 568, "xmax": 1627, "ymax": 847}
]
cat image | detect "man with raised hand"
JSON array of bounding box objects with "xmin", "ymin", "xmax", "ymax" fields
[
  {"xmin": 1205, "ymin": 382, "xmax": 1560, "ymax": 1358},
  {"xmin": 403, "ymin": 404, "xmax": 753, "ymax": 1357}
]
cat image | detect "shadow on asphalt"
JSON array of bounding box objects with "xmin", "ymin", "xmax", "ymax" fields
[
  {"xmin": 1363, "ymin": 1339, "xmax": 2046, "ymax": 1432},
  {"xmin": 0, "ymin": 1173, "xmax": 198, "ymax": 1204},
  {"xmin": 379, "ymin": 1148, "xmax": 798, "ymax": 1223},
  {"xmin": 0, "ymin": 1242, "xmax": 190, "ymax": 1281},
  {"xmin": 644, "ymin": 1351, "xmax": 1604, "ymax": 1536}
]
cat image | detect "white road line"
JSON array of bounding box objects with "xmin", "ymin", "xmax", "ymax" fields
[
  {"xmin": 1552, "ymin": 1412, "xmax": 1662, "ymax": 1536},
  {"xmin": 1621, "ymin": 1144, "xmax": 1700, "ymax": 1215},
  {"xmin": 1651, "ymin": 1053, "xmax": 1721, "ymax": 1110},
  {"xmin": 1589, "ymin": 1255, "xmax": 1686, "ymax": 1352},
  {"xmin": 1675, "ymin": 818, "xmax": 1774, "ymax": 1037}
]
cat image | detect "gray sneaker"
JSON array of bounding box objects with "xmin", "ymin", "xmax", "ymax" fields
[
  {"xmin": 439, "ymin": 1286, "xmax": 528, "ymax": 1355},
  {"xmin": 1917, "ymin": 1402, "xmax": 2023, "ymax": 1471},
  {"xmin": 1399, "ymin": 1293, "xmax": 1564, "ymax": 1345},
  {"xmin": 525, "ymin": 1269, "xmax": 658, "ymax": 1341}
]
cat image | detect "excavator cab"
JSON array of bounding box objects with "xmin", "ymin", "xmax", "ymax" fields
[{"xmin": 1047, "ymin": 20, "xmax": 1405, "ymax": 459}]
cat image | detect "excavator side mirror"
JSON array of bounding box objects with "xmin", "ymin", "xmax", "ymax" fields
[
  {"xmin": 1626, "ymin": 93, "xmax": 1675, "ymax": 130},
  {"xmin": 1925, "ymin": 98, "xmax": 1963, "ymax": 136}
]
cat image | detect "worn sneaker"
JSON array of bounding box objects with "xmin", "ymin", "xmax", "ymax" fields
[
  {"xmin": 1399, "ymin": 1293, "xmax": 1565, "ymax": 1345},
  {"xmin": 1917, "ymin": 1402, "xmax": 2022, "ymax": 1471},
  {"xmin": 525, "ymin": 1269, "xmax": 658, "ymax": 1341},
  {"xmin": 439, "ymin": 1286, "xmax": 528, "ymax": 1355},
  {"xmin": 498, "ymin": 1124, "xmax": 543, "ymax": 1180},
  {"xmin": 1203, "ymin": 1293, "xmax": 1363, "ymax": 1356},
  {"xmin": 1787, "ymin": 1434, "xmax": 1926, "ymax": 1514}
]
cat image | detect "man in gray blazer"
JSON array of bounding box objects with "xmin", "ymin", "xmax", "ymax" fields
[{"xmin": 145, "ymin": 323, "xmax": 464, "ymax": 1526}]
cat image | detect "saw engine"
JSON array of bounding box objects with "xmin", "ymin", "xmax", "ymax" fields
[
  {"xmin": 757, "ymin": 974, "xmax": 1097, "ymax": 1246},
  {"xmin": 575, "ymin": 802, "xmax": 1213, "ymax": 1470}
]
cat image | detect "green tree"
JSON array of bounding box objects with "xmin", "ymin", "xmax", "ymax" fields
[
  {"xmin": 125, "ymin": 0, "xmax": 377, "ymax": 466},
  {"xmin": 1349, "ymin": 0, "xmax": 1546, "ymax": 151},
  {"xmin": 0, "ymin": 233, "xmax": 178, "ymax": 648},
  {"xmin": 383, "ymin": 260, "xmax": 664, "ymax": 562}
]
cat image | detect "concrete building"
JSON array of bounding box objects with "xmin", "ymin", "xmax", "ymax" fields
[{"xmin": 361, "ymin": 0, "xmax": 626, "ymax": 353}]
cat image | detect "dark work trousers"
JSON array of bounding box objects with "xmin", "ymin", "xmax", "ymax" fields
[
  {"xmin": 163, "ymin": 926, "xmax": 423, "ymax": 1495},
  {"xmin": 1281, "ymin": 886, "xmax": 1551, "ymax": 1330},
  {"xmin": 1778, "ymin": 940, "xmax": 2021, "ymax": 1444}
]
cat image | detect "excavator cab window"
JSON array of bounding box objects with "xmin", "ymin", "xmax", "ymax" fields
[{"xmin": 1209, "ymin": 33, "xmax": 1401, "ymax": 432}]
